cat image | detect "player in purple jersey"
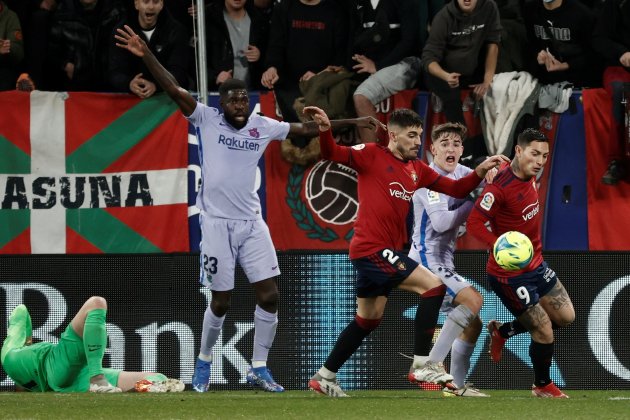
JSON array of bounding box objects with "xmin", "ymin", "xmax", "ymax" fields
[
  {"xmin": 409, "ymin": 122, "xmax": 494, "ymax": 397},
  {"xmin": 115, "ymin": 25, "xmax": 381, "ymax": 393}
]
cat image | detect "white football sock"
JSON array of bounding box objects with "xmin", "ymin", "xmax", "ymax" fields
[
  {"xmin": 450, "ymin": 338, "xmax": 475, "ymax": 388},
  {"xmin": 428, "ymin": 305, "xmax": 474, "ymax": 363},
  {"xmin": 199, "ymin": 306, "xmax": 225, "ymax": 359},
  {"xmin": 252, "ymin": 305, "xmax": 278, "ymax": 364}
]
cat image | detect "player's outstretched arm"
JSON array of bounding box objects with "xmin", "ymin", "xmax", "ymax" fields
[
  {"xmin": 288, "ymin": 108, "xmax": 385, "ymax": 138},
  {"xmin": 115, "ymin": 25, "xmax": 196, "ymax": 117},
  {"xmin": 303, "ymin": 106, "xmax": 351, "ymax": 163}
]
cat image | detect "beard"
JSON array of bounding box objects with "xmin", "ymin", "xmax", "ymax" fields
[{"xmin": 224, "ymin": 113, "xmax": 247, "ymax": 130}]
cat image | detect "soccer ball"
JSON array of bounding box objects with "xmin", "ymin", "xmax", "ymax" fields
[
  {"xmin": 493, "ymin": 231, "xmax": 534, "ymax": 271},
  {"xmin": 305, "ymin": 160, "xmax": 358, "ymax": 225}
]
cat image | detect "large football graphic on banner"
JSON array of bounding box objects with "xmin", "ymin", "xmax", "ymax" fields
[{"xmin": 305, "ymin": 161, "xmax": 358, "ymax": 225}]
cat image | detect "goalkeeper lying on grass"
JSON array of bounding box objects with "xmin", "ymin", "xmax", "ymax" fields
[{"xmin": 1, "ymin": 297, "xmax": 183, "ymax": 393}]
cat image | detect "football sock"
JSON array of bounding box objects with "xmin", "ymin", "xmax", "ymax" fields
[
  {"xmin": 450, "ymin": 338, "xmax": 475, "ymax": 388},
  {"xmin": 199, "ymin": 306, "xmax": 225, "ymax": 358},
  {"xmin": 317, "ymin": 366, "xmax": 336, "ymax": 380},
  {"xmin": 323, "ymin": 317, "xmax": 378, "ymax": 372},
  {"xmin": 414, "ymin": 285, "xmax": 446, "ymax": 358},
  {"xmin": 530, "ymin": 340, "xmax": 554, "ymax": 387},
  {"xmin": 252, "ymin": 305, "xmax": 278, "ymax": 363},
  {"xmin": 498, "ymin": 320, "xmax": 527, "ymax": 338},
  {"xmin": 428, "ymin": 305, "xmax": 474, "ymax": 363},
  {"xmin": 83, "ymin": 309, "xmax": 107, "ymax": 378},
  {"xmin": 413, "ymin": 355, "xmax": 429, "ymax": 368}
]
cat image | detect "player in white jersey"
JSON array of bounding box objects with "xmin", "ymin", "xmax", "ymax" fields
[
  {"xmin": 408, "ymin": 122, "xmax": 493, "ymax": 397},
  {"xmin": 115, "ymin": 25, "xmax": 381, "ymax": 393}
]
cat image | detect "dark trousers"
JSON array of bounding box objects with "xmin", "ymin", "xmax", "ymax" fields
[{"xmin": 423, "ymin": 71, "xmax": 483, "ymax": 126}]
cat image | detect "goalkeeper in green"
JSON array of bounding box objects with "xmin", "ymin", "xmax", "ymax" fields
[{"xmin": 2, "ymin": 296, "xmax": 183, "ymax": 393}]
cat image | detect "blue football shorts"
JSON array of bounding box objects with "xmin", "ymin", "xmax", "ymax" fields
[
  {"xmin": 351, "ymin": 249, "xmax": 419, "ymax": 298},
  {"xmin": 487, "ymin": 261, "xmax": 558, "ymax": 317}
]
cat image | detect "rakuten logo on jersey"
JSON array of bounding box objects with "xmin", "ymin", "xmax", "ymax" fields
[
  {"xmin": 389, "ymin": 182, "xmax": 414, "ymax": 202},
  {"xmin": 522, "ymin": 201, "xmax": 540, "ymax": 221},
  {"xmin": 218, "ymin": 134, "xmax": 260, "ymax": 152}
]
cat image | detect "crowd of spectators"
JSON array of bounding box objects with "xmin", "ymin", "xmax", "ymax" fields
[{"xmin": 1, "ymin": 0, "xmax": 628, "ymax": 180}]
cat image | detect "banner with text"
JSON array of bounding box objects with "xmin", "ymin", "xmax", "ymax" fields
[{"xmin": 0, "ymin": 91, "xmax": 189, "ymax": 253}]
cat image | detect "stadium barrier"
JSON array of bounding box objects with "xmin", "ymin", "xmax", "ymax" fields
[{"xmin": 1, "ymin": 251, "xmax": 629, "ymax": 391}]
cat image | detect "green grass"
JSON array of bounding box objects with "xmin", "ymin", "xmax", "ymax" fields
[{"xmin": 1, "ymin": 390, "xmax": 629, "ymax": 419}]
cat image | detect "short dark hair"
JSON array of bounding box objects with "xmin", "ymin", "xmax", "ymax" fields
[
  {"xmin": 517, "ymin": 128, "xmax": 548, "ymax": 147},
  {"xmin": 431, "ymin": 122, "xmax": 467, "ymax": 143},
  {"xmin": 388, "ymin": 108, "xmax": 423, "ymax": 130},
  {"xmin": 219, "ymin": 79, "xmax": 248, "ymax": 97}
]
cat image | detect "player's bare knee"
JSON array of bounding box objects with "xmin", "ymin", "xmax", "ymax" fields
[
  {"xmin": 455, "ymin": 288, "xmax": 483, "ymax": 314},
  {"xmin": 556, "ymin": 310, "xmax": 576, "ymax": 327},
  {"xmin": 85, "ymin": 296, "xmax": 107, "ymax": 310},
  {"xmin": 210, "ymin": 300, "xmax": 230, "ymax": 317},
  {"xmin": 531, "ymin": 328, "xmax": 554, "ymax": 344},
  {"xmin": 256, "ymin": 289, "xmax": 278, "ymax": 311}
]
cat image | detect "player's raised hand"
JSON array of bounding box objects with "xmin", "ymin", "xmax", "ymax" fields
[
  {"xmin": 303, "ymin": 106, "xmax": 331, "ymax": 131},
  {"xmin": 474, "ymin": 154, "xmax": 510, "ymax": 178},
  {"xmin": 484, "ymin": 167, "xmax": 498, "ymax": 184},
  {"xmin": 115, "ymin": 25, "xmax": 147, "ymax": 57}
]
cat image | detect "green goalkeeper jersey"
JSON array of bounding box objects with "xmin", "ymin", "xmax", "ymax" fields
[{"xmin": 2, "ymin": 342, "xmax": 54, "ymax": 392}]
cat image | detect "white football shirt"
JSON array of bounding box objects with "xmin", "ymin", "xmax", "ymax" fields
[
  {"xmin": 187, "ymin": 103, "xmax": 290, "ymax": 220},
  {"xmin": 410, "ymin": 163, "xmax": 474, "ymax": 270}
]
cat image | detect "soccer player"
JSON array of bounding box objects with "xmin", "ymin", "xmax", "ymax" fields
[
  {"xmin": 304, "ymin": 106, "xmax": 508, "ymax": 397},
  {"xmin": 115, "ymin": 25, "xmax": 381, "ymax": 393},
  {"xmin": 467, "ymin": 128, "xmax": 575, "ymax": 398},
  {"xmin": 408, "ymin": 122, "xmax": 492, "ymax": 397},
  {"xmin": 1, "ymin": 298, "xmax": 183, "ymax": 393}
]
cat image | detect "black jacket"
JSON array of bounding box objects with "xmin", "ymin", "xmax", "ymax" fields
[
  {"xmin": 347, "ymin": 0, "xmax": 422, "ymax": 70},
  {"xmin": 49, "ymin": 0, "xmax": 126, "ymax": 91},
  {"xmin": 592, "ymin": 0, "xmax": 630, "ymax": 66},
  {"xmin": 108, "ymin": 9, "xmax": 189, "ymax": 92},
  {"xmin": 264, "ymin": 0, "xmax": 348, "ymax": 89},
  {"xmin": 522, "ymin": 0, "xmax": 599, "ymax": 87},
  {"xmin": 205, "ymin": 0, "xmax": 269, "ymax": 90}
]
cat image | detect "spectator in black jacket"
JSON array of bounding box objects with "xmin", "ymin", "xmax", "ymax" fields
[
  {"xmin": 48, "ymin": 0, "xmax": 126, "ymax": 91},
  {"xmin": 522, "ymin": 0, "xmax": 600, "ymax": 88},
  {"xmin": 349, "ymin": 0, "xmax": 433, "ymax": 142},
  {"xmin": 261, "ymin": 0, "xmax": 348, "ymax": 123},
  {"xmin": 206, "ymin": 0, "xmax": 268, "ymax": 91},
  {"xmin": 109, "ymin": 0, "xmax": 188, "ymax": 97}
]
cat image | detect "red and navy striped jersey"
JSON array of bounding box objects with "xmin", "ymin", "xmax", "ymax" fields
[
  {"xmin": 467, "ymin": 165, "xmax": 544, "ymax": 277},
  {"xmin": 319, "ymin": 129, "xmax": 482, "ymax": 259}
]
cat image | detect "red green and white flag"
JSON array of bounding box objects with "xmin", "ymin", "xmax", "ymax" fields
[{"xmin": 0, "ymin": 91, "xmax": 189, "ymax": 254}]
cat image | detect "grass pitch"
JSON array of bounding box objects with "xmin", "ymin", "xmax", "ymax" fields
[{"xmin": 0, "ymin": 390, "xmax": 629, "ymax": 419}]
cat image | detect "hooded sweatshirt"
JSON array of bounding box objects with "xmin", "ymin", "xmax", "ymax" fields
[{"xmin": 421, "ymin": 0, "xmax": 501, "ymax": 76}]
